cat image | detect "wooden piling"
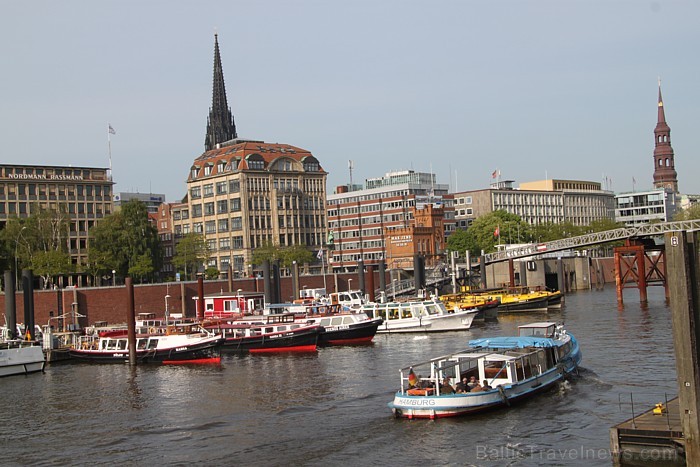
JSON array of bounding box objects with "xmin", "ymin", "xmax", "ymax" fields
[
  {"xmin": 126, "ymin": 277, "xmax": 136, "ymax": 366},
  {"xmin": 665, "ymin": 230, "xmax": 700, "ymax": 464}
]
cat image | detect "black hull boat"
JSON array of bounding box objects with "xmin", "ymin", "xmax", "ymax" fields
[
  {"xmin": 69, "ymin": 325, "xmax": 223, "ymax": 364},
  {"xmin": 312, "ymin": 315, "xmax": 383, "ymax": 345},
  {"xmin": 205, "ymin": 319, "xmax": 321, "ymax": 353}
]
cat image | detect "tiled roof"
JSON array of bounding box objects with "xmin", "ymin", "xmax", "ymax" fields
[{"xmin": 189, "ymin": 140, "xmax": 324, "ymax": 180}]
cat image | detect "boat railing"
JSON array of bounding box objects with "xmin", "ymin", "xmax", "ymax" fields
[{"xmin": 617, "ymin": 392, "xmax": 676, "ymax": 430}]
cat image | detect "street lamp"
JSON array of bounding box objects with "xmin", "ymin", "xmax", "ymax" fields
[
  {"xmin": 15, "ymin": 226, "xmax": 26, "ymax": 290},
  {"xmin": 164, "ymin": 293, "xmax": 171, "ymax": 325},
  {"xmin": 112, "ymin": 270, "xmax": 116, "ymax": 287}
]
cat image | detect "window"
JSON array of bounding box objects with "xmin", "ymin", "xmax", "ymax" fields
[
  {"xmin": 217, "ymin": 200, "xmax": 228, "ymax": 213},
  {"xmin": 216, "ymin": 181, "xmax": 227, "ymax": 194},
  {"xmin": 190, "ymin": 186, "xmax": 201, "ymax": 199},
  {"xmin": 218, "ymin": 219, "xmax": 228, "ymax": 232},
  {"xmin": 191, "ymin": 167, "xmax": 200, "ymax": 179},
  {"xmin": 204, "ymin": 164, "xmax": 213, "ymax": 176},
  {"xmin": 203, "ymin": 184, "xmax": 214, "ymax": 197},
  {"xmin": 204, "ymin": 202, "xmax": 214, "ymax": 216}
]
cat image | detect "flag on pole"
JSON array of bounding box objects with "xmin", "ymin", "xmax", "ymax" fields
[
  {"xmin": 408, "ymin": 367, "xmax": 418, "ymax": 388},
  {"xmin": 317, "ymin": 249, "xmax": 324, "ymax": 259},
  {"xmin": 108, "ymin": 124, "xmax": 116, "ymax": 135},
  {"xmin": 491, "ymin": 169, "xmax": 498, "ymax": 179},
  {"xmin": 494, "ymin": 226, "xmax": 500, "ymax": 237}
]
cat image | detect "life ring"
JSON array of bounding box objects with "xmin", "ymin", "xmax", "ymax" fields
[{"xmin": 148, "ymin": 327, "xmax": 156, "ymax": 334}]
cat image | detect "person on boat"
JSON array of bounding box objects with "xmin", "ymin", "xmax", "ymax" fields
[
  {"xmin": 440, "ymin": 376, "xmax": 455, "ymax": 395},
  {"xmin": 470, "ymin": 381, "xmax": 484, "ymax": 392},
  {"xmin": 455, "ymin": 377, "xmax": 469, "ymax": 393},
  {"xmin": 467, "ymin": 376, "xmax": 478, "ymax": 389},
  {"xmin": 481, "ymin": 380, "xmax": 492, "ymax": 390}
]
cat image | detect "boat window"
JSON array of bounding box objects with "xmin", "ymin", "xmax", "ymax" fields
[
  {"xmin": 106, "ymin": 339, "xmax": 117, "ymax": 350},
  {"xmin": 117, "ymin": 340, "xmax": 127, "ymax": 350},
  {"xmin": 100, "ymin": 340, "xmax": 108, "ymax": 350},
  {"xmin": 147, "ymin": 339, "xmax": 158, "ymax": 349},
  {"xmin": 424, "ymin": 304, "xmax": 438, "ymax": 315},
  {"xmin": 388, "ymin": 308, "xmax": 399, "ymax": 320},
  {"xmin": 137, "ymin": 339, "xmax": 147, "ymax": 349},
  {"xmin": 331, "ymin": 317, "xmax": 342, "ymax": 326},
  {"xmin": 400, "ymin": 305, "xmax": 411, "ymax": 318},
  {"xmin": 343, "ymin": 317, "xmax": 354, "ymax": 325},
  {"xmin": 320, "ymin": 318, "xmax": 331, "ymax": 326}
]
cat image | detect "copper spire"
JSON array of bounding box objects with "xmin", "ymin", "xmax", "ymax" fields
[{"xmin": 205, "ymin": 33, "xmax": 237, "ymax": 151}]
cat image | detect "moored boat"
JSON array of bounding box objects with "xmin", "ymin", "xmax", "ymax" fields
[
  {"xmin": 360, "ymin": 298, "xmax": 477, "ymax": 333},
  {"xmin": 204, "ymin": 314, "xmax": 321, "ymax": 353},
  {"xmin": 0, "ymin": 340, "xmax": 45, "ymax": 377},
  {"xmin": 439, "ymin": 294, "xmax": 500, "ymax": 321},
  {"xmin": 264, "ymin": 302, "xmax": 384, "ymax": 346},
  {"xmin": 388, "ymin": 322, "xmax": 581, "ymax": 419},
  {"xmin": 68, "ymin": 323, "xmax": 223, "ymax": 364}
]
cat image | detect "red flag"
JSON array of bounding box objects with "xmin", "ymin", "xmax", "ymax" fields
[
  {"xmin": 491, "ymin": 169, "xmax": 498, "ymax": 179},
  {"xmin": 494, "ymin": 226, "xmax": 500, "ymax": 237}
]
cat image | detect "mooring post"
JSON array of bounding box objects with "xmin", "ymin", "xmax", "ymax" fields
[
  {"xmin": 197, "ymin": 275, "xmax": 205, "ymax": 321},
  {"xmin": 508, "ymin": 259, "xmax": 515, "ymax": 287},
  {"xmin": 665, "ymin": 230, "xmax": 700, "ymax": 464},
  {"xmin": 636, "ymin": 247, "xmax": 648, "ymax": 303},
  {"xmin": 614, "ymin": 250, "xmax": 623, "ymax": 305},
  {"xmin": 126, "ymin": 277, "xmax": 136, "ymax": 366}
]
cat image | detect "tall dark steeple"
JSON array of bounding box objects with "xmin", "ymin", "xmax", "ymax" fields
[
  {"xmin": 205, "ymin": 34, "xmax": 237, "ymax": 151},
  {"xmin": 652, "ymin": 79, "xmax": 678, "ymax": 193}
]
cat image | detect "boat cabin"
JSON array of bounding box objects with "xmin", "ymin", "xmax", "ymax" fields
[
  {"xmin": 193, "ymin": 291, "xmax": 266, "ymax": 318},
  {"xmin": 362, "ymin": 300, "xmax": 449, "ymax": 322},
  {"xmin": 518, "ymin": 322, "xmax": 557, "ymax": 338}
]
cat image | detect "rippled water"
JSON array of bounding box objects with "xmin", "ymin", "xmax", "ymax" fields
[{"xmin": 4, "ymin": 287, "xmax": 677, "ymax": 466}]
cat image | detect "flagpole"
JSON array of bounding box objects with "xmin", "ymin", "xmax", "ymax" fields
[
  {"xmin": 322, "ymin": 248, "xmax": 327, "ymax": 291},
  {"xmin": 107, "ymin": 124, "xmax": 113, "ymax": 180}
]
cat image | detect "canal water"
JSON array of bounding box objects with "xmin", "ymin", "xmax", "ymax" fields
[{"xmin": 4, "ymin": 287, "xmax": 677, "ymax": 466}]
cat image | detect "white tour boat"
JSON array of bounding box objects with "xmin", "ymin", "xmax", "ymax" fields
[
  {"xmin": 388, "ymin": 322, "xmax": 582, "ymax": 419},
  {"xmin": 360, "ymin": 298, "xmax": 477, "ymax": 333}
]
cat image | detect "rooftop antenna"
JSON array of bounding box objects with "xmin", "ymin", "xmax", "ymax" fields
[{"xmin": 348, "ymin": 160, "xmax": 354, "ymax": 188}]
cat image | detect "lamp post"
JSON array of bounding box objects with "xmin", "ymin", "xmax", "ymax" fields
[
  {"xmin": 15, "ymin": 226, "xmax": 26, "ymax": 290},
  {"xmin": 164, "ymin": 293, "xmax": 171, "ymax": 325},
  {"xmin": 112, "ymin": 270, "xmax": 116, "ymax": 287}
]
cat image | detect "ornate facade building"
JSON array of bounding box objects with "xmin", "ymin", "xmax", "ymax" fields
[{"xmin": 170, "ymin": 35, "xmax": 327, "ymax": 278}]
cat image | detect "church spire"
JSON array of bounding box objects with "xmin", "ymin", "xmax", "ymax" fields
[
  {"xmin": 205, "ymin": 33, "xmax": 237, "ymax": 151},
  {"xmin": 652, "ymin": 79, "xmax": 678, "ymax": 193}
]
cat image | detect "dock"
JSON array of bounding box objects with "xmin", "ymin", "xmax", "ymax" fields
[{"xmin": 610, "ymin": 397, "xmax": 685, "ymax": 465}]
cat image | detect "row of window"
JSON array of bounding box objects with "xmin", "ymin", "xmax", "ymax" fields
[
  {"xmin": 0, "ymin": 201, "xmax": 111, "ymax": 216},
  {"xmin": 0, "ymin": 183, "xmax": 111, "ymax": 197}
]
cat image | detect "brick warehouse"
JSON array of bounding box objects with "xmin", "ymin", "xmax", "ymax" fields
[{"xmin": 1, "ymin": 272, "xmax": 381, "ymax": 328}]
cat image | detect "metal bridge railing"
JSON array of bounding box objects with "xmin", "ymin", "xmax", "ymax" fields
[{"xmin": 483, "ymin": 219, "xmax": 700, "ymax": 264}]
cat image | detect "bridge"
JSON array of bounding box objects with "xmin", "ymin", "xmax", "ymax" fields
[{"xmin": 482, "ymin": 220, "xmax": 700, "ymax": 265}]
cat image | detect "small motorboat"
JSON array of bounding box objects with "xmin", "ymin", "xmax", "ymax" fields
[{"xmin": 388, "ymin": 322, "xmax": 581, "ymax": 419}]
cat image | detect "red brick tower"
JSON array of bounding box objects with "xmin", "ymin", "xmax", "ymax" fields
[{"xmin": 652, "ymin": 80, "xmax": 678, "ymax": 192}]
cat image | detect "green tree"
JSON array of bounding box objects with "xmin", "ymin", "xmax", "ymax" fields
[
  {"xmin": 250, "ymin": 241, "xmax": 284, "ymax": 267},
  {"xmin": 466, "ymin": 210, "xmax": 532, "ymax": 254},
  {"xmin": 446, "ymin": 229, "xmax": 480, "ymax": 257},
  {"xmin": 280, "ymin": 244, "xmax": 315, "ymax": 268},
  {"xmin": 674, "ymin": 204, "xmax": 700, "ymax": 221},
  {"xmin": 172, "ymin": 233, "xmax": 210, "ymax": 280},
  {"xmin": 89, "ymin": 200, "xmax": 162, "ymax": 282},
  {"xmin": 1, "ymin": 208, "xmax": 73, "ymax": 288}
]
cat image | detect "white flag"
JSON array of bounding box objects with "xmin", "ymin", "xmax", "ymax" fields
[
  {"xmin": 317, "ymin": 249, "xmax": 323, "ymax": 259},
  {"xmin": 108, "ymin": 124, "xmax": 116, "ymax": 135}
]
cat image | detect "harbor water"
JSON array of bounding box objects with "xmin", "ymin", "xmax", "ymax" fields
[{"xmin": 4, "ymin": 286, "xmax": 677, "ymax": 466}]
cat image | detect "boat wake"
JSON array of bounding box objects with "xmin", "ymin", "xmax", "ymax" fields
[{"xmin": 413, "ymin": 335, "xmax": 428, "ymax": 341}]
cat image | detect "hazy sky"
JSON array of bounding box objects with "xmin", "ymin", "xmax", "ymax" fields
[{"xmin": 2, "ymin": 1, "xmax": 698, "ymax": 202}]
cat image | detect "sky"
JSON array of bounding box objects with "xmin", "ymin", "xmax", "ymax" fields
[{"xmin": 2, "ymin": 1, "xmax": 699, "ymax": 203}]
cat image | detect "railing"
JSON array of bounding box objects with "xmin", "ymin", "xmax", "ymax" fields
[{"xmin": 483, "ymin": 220, "xmax": 700, "ymax": 264}]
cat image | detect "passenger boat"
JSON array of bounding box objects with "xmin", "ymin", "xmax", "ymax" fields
[
  {"xmin": 360, "ymin": 297, "xmax": 477, "ymax": 333},
  {"xmin": 0, "ymin": 339, "xmax": 45, "ymax": 377},
  {"xmin": 388, "ymin": 322, "xmax": 581, "ymax": 419},
  {"xmin": 68, "ymin": 323, "xmax": 223, "ymax": 364},
  {"xmin": 203, "ymin": 314, "xmax": 321, "ymax": 353}
]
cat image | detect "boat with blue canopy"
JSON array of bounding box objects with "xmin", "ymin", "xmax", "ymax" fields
[{"xmin": 388, "ymin": 322, "xmax": 581, "ymax": 419}]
